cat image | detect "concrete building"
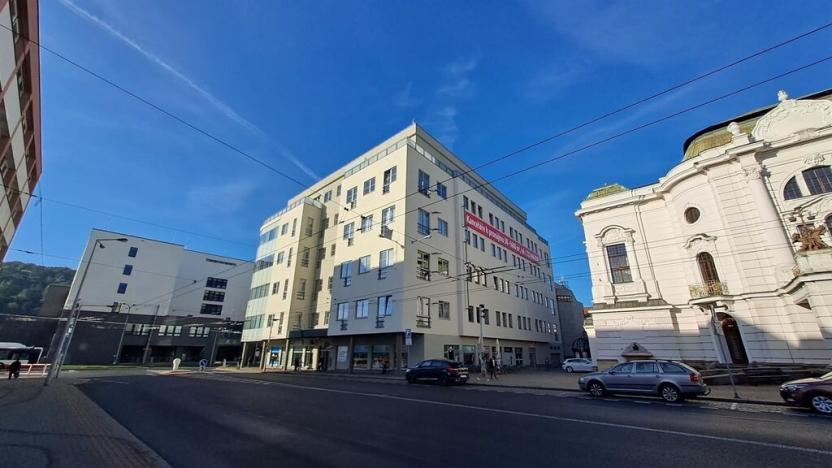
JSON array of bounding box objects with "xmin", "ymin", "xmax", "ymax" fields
[
  {"xmin": 554, "ymin": 285, "xmax": 588, "ymax": 359},
  {"xmin": 242, "ymin": 123, "xmax": 569, "ymax": 371},
  {"xmin": 0, "ymin": 0, "xmax": 41, "ymax": 260},
  {"xmin": 61, "ymin": 229, "xmax": 253, "ymax": 364},
  {"xmin": 577, "ymin": 89, "xmax": 832, "ymax": 369}
]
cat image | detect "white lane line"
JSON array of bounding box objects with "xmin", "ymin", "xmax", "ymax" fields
[{"xmin": 195, "ymin": 375, "xmax": 832, "ymax": 456}]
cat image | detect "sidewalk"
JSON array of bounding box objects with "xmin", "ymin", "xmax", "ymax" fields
[
  {"xmin": 0, "ymin": 379, "xmax": 170, "ymax": 467},
  {"xmin": 239, "ymin": 367, "xmax": 784, "ymax": 405}
]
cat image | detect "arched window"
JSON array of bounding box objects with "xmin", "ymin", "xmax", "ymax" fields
[
  {"xmin": 783, "ymin": 177, "xmax": 802, "ymax": 200},
  {"xmin": 697, "ymin": 252, "xmax": 720, "ymax": 284},
  {"xmin": 802, "ymin": 166, "xmax": 832, "ymax": 195}
]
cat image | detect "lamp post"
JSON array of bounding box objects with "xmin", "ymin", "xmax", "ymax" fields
[
  {"xmin": 45, "ymin": 237, "xmax": 128, "ymax": 386},
  {"xmin": 112, "ymin": 303, "xmax": 135, "ymax": 365},
  {"xmin": 707, "ymin": 303, "xmax": 740, "ymax": 399}
]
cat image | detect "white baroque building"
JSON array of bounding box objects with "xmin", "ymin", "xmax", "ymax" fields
[{"xmin": 577, "ymin": 89, "xmax": 832, "ymax": 368}]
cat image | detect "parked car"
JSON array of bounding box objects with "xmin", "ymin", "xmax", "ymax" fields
[
  {"xmin": 779, "ymin": 371, "xmax": 832, "ymax": 415},
  {"xmin": 578, "ymin": 360, "xmax": 709, "ymax": 402},
  {"xmin": 405, "ymin": 359, "xmax": 468, "ymax": 385},
  {"xmin": 562, "ymin": 358, "xmax": 597, "ymax": 373}
]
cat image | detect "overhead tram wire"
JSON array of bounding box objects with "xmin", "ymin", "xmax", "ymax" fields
[
  {"xmin": 3, "ymin": 20, "xmax": 829, "ymax": 265},
  {"xmin": 14, "ymin": 55, "xmax": 832, "ymax": 314}
]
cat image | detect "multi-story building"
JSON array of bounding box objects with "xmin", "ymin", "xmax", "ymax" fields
[
  {"xmin": 241, "ymin": 123, "xmax": 567, "ymax": 371},
  {"xmin": 61, "ymin": 229, "xmax": 252, "ymax": 364},
  {"xmin": 0, "ymin": 0, "xmax": 41, "ymax": 259},
  {"xmin": 577, "ymin": 89, "xmax": 832, "ymax": 369}
]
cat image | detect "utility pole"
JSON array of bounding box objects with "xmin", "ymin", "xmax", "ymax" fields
[
  {"xmin": 709, "ymin": 303, "xmax": 740, "ymax": 399},
  {"xmin": 45, "ymin": 236, "xmax": 128, "ymax": 386},
  {"xmin": 262, "ymin": 314, "xmax": 274, "ymax": 372},
  {"xmin": 142, "ymin": 304, "xmax": 161, "ymax": 364},
  {"xmin": 112, "ymin": 303, "xmax": 134, "ymax": 365}
]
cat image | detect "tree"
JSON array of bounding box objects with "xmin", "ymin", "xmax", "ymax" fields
[{"xmin": 0, "ymin": 262, "xmax": 75, "ymax": 315}]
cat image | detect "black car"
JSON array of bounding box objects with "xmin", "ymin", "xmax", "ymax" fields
[
  {"xmin": 405, "ymin": 359, "xmax": 468, "ymax": 385},
  {"xmin": 779, "ymin": 371, "xmax": 832, "ymax": 414}
]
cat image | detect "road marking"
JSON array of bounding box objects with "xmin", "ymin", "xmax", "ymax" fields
[
  {"xmin": 93, "ymin": 378, "xmax": 129, "ymax": 385},
  {"xmin": 191, "ymin": 375, "xmax": 831, "ymax": 456}
]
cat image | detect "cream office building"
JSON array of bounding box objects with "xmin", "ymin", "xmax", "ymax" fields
[
  {"xmin": 241, "ymin": 123, "xmax": 565, "ymax": 371},
  {"xmin": 577, "ymin": 89, "xmax": 832, "ymax": 368}
]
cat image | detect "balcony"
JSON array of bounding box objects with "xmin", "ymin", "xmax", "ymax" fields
[{"xmin": 688, "ymin": 281, "xmax": 729, "ymax": 299}]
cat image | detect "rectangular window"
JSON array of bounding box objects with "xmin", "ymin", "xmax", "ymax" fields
[
  {"xmin": 438, "ymin": 258, "xmax": 449, "ymax": 276},
  {"xmin": 337, "ymin": 302, "xmax": 350, "ymax": 321},
  {"xmin": 438, "ymin": 301, "xmax": 450, "ymax": 320},
  {"xmin": 122, "ymin": 264, "xmax": 133, "ymax": 276},
  {"xmin": 340, "ymin": 261, "xmax": 353, "ymax": 286},
  {"xmin": 291, "ymin": 218, "xmax": 297, "ymax": 236},
  {"xmin": 346, "ymin": 187, "xmax": 358, "ymax": 208},
  {"xmin": 381, "ymin": 206, "xmax": 395, "ymax": 228},
  {"xmin": 417, "ymin": 250, "xmax": 430, "ymax": 280},
  {"xmin": 359, "ymin": 255, "xmax": 371, "ymax": 274},
  {"xmin": 296, "ymin": 279, "xmax": 306, "ymax": 300},
  {"xmin": 463, "ymin": 196, "xmax": 469, "ymax": 210},
  {"xmin": 343, "ymin": 223, "xmax": 355, "ymax": 245},
  {"xmin": 328, "ymin": 276, "xmax": 333, "ymax": 290},
  {"xmin": 117, "ymin": 283, "xmax": 128, "ymax": 294},
  {"xmin": 189, "ymin": 326, "xmax": 210, "ymax": 338},
  {"xmin": 203, "ymin": 290, "xmax": 225, "ymax": 302},
  {"xmin": 331, "ymin": 244, "xmax": 336, "ymax": 256},
  {"xmin": 324, "ymin": 191, "xmax": 332, "ymax": 202},
  {"xmin": 355, "ymin": 299, "xmax": 369, "ymax": 318},
  {"xmin": 301, "ymin": 248, "xmax": 310, "ymax": 267},
  {"xmin": 418, "ymin": 170, "xmax": 431, "ymax": 196},
  {"xmin": 379, "ymin": 248, "xmax": 394, "ymax": 279},
  {"xmin": 508, "ymin": 314, "xmax": 513, "ymax": 328},
  {"xmin": 363, "ymin": 177, "xmax": 375, "ymax": 194},
  {"xmin": 255, "ymin": 254, "xmax": 274, "ymax": 271},
  {"xmin": 276, "ymin": 251, "xmax": 285, "ymax": 264},
  {"xmin": 606, "ymin": 243, "xmax": 633, "ymax": 284},
  {"xmin": 259, "ymin": 228, "xmax": 276, "ymax": 244},
  {"xmin": 206, "ymin": 277, "xmax": 227, "ymax": 289},
  {"xmin": 378, "ymin": 295, "xmax": 393, "ymax": 317},
  {"xmin": 287, "ymin": 247, "xmax": 293, "ymax": 267},
  {"xmin": 436, "ymin": 182, "xmax": 447, "ymax": 199},
  {"xmin": 201, "ymin": 304, "xmax": 222, "ymax": 315},
  {"xmin": 272, "ymin": 282, "xmax": 280, "ymax": 295},
  {"xmin": 382, "ymin": 166, "xmax": 397, "ymax": 193},
  {"xmin": 492, "ymin": 243, "xmax": 497, "ymax": 257},
  {"xmin": 305, "ymin": 217, "xmax": 314, "ymax": 236},
  {"xmin": 336, "ymin": 185, "xmax": 341, "ymax": 196},
  {"xmin": 128, "ymin": 247, "xmax": 138, "ymax": 258},
  {"xmin": 467, "ymin": 306, "xmax": 474, "ymax": 322},
  {"xmin": 417, "ymin": 209, "xmax": 431, "ymax": 235},
  {"xmin": 437, "ymin": 218, "xmax": 448, "ymax": 237},
  {"xmin": 282, "ymin": 279, "xmax": 289, "ymax": 300},
  {"xmin": 360, "ymin": 215, "xmax": 373, "ymax": 233}
]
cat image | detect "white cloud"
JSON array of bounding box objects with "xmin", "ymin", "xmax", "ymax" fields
[
  {"xmin": 424, "ymin": 106, "xmax": 459, "ymax": 146},
  {"xmin": 437, "ymin": 57, "xmax": 478, "ymax": 98},
  {"xmin": 423, "ymin": 57, "xmax": 479, "ymax": 147},
  {"xmin": 58, "ymin": 0, "xmax": 319, "ymax": 182},
  {"xmin": 524, "ymin": 60, "xmax": 589, "ymax": 102},
  {"xmin": 186, "ymin": 180, "xmax": 258, "ymax": 215},
  {"xmin": 393, "ymin": 82, "xmax": 421, "ymax": 108}
]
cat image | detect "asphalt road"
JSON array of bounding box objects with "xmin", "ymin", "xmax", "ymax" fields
[{"xmin": 79, "ymin": 372, "xmax": 832, "ymax": 468}]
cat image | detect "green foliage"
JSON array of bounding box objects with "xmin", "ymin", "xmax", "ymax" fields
[{"xmin": 0, "ymin": 262, "xmax": 75, "ymax": 314}]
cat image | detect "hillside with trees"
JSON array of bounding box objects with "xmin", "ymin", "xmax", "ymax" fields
[{"xmin": 0, "ymin": 262, "xmax": 75, "ymax": 314}]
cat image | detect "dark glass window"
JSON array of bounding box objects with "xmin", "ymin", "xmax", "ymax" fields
[
  {"xmin": 418, "ymin": 170, "xmax": 430, "ymax": 196},
  {"xmin": 697, "ymin": 252, "xmax": 720, "ymax": 283},
  {"xmin": 634, "ymin": 362, "xmax": 658, "ymax": 373},
  {"xmin": 122, "ymin": 264, "xmax": 133, "ymax": 276},
  {"xmin": 684, "ymin": 207, "xmax": 700, "ymax": 224},
  {"xmin": 206, "ymin": 277, "xmax": 228, "ymax": 289},
  {"xmin": 802, "ymin": 166, "xmax": 832, "ymax": 195},
  {"xmin": 128, "ymin": 247, "xmax": 138, "ymax": 258},
  {"xmin": 606, "ymin": 243, "xmax": 632, "ymax": 284},
  {"xmin": 436, "ymin": 182, "xmax": 447, "ymax": 199},
  {"xmin": 783, "ymin": 177, "xmax": 802, "ymax": 200},
  {"xmin": 611, "ymin": 362, "xmax": 633, "ymax": 374},
  {"xmin": 203, "ymin": 290, "xmax": 225, "ymax": 302},
  {"xmin": 117, "ymin": 283, "xmax": 128, "ymax": 294},
  {"xmin": 200, "ymin": 304, "xmax": 223, "ymax": 315},
  {"xmin": 659, "ymin": 362, "xmax": 687, "ymax": 374}
]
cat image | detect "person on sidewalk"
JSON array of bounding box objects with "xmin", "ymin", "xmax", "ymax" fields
[
  {"xmin": 381, "ymin": 358, "xmax": 389, "ymax": 375},
  {"xmin": 8, "ymin": 359, "xmax": 21, "ymax": 380},
  {"xmin": 486, "ymin": 356, "xmax": 497, "ymax": 381},
  {"xmin": 293, "ymin": 356, "xmax": 301, "ymax": 372}
]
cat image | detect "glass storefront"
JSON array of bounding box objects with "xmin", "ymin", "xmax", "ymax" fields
[
  {"xmin": 462, "ymin": 345, "xmax": 476, "ymax": 365},
  {"xmin": 371, "ymin": 345, "xmax": 390, "ymax": 369},
  {"xmin": 353, "ymin": 345, "xmax": 369, "ymax": 369}
]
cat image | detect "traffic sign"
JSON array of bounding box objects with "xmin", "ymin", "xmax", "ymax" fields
[{"xmin": 405, "ymin": 328, "xmax": 412, "ymax": 346}]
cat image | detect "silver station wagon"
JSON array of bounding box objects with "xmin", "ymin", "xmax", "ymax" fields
[{"xmin": 578, "ymin": 360, "xmax": 710, "ymax": 403}]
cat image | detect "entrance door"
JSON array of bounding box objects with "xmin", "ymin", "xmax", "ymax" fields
[{"xmin": 719, "ymin": 315, "xmax": 748, "ymax": 364}]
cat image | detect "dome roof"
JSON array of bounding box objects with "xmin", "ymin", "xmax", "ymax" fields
[
  {"xmin": 585, "ymin": 183, "xmax": 628, "ymax": 200},
  {"xmin": 682, "ymin": 88, "xmax": 832, "ymax": 161}
]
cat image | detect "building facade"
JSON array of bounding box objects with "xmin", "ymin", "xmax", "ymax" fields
[
  {"xmin": 242, "ymin": 123, "xmax": 567, "ymax": 371},
  {"xmin": 577, "ymin": 89, "xmax": 832, "ymax": 369},
  {"xmin": 61, "ymin": 229, "xmax": 253, "ymax": 364},
  {"xmin": 0, "ymin": 0, "xmax": 41, "ymax": 260}
]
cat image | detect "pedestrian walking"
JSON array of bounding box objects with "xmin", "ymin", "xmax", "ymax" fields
[
  {"xmin": 294, "ymin": 356, "xmax": 301, "ymax": 372},
  {"xmin": 381, "ymin": 358, "xmax": 389, "ymax": 375},
  {"xmin": 486, "ymin": 356, "xmax": 497, "ymax": 380},
  {"xmin": 8, "ymin": 359, "xmax": 21, "ymax": 380},
  {"xmin": 545, "ymin": 358, "xmax": 551, "ymax": 371}
]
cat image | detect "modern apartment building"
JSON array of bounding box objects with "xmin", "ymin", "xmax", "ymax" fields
[
  {"xmin": 0, "ymin": 0, "xmax": 41, "ymax": 259},
  {"xmin": 60, "ymin": 229, "xmax": 252, "ymax": 364},
  {"xmin": 242, "ymin": 123, "xmax": 567, "ymax": 371}
]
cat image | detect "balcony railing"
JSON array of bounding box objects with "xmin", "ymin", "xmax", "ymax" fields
[{"xmin": 689, "ymin": 281, "xmax": 729, "ymax": 299}]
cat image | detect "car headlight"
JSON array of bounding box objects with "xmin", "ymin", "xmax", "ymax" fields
[{"xmin": 781, "ymin": 383, "xmax": 808, "ymax": 391}]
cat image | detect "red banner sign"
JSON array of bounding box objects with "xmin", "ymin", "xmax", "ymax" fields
[{"xmin": 464, "ymin": 212, "xmax": 540, "ymax": 263}]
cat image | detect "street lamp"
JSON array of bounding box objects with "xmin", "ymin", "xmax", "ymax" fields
[
  {"xmin": 45, "ymin": 237, "xmax": 128, "ymax": 386},
  {"xmin": 705, "ymin": 303, "xmax": 740, "ymax": 399},
  {"xmin": 112, "ymin": 302, "xmax": 135, "ymax": 365}
]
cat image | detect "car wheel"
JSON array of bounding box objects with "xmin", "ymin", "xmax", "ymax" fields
[
  {"xmin": 438, "ymin": 374, "xmax": 449, "ymax": 386},
  {"xmin": 809, "ymin": 394, "xmax": 832, "ymax": 414},
  {"xmin": 566, "ymin": 366, "xmax": 574, "ymax": 373},
  {"xmin": 406, "ymin": 374, "xmax": 415, "ymax": 384},
  {"xmin": 588, "ymin": 381, "xmax": 605, "ymax": 397},
  {"xmin": 659, "ymin": 384, "xmax": 682, "ymax": 403}
]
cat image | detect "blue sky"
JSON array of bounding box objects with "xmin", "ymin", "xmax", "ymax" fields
[{"xmin": 7, "ymin": 0, "xmax": 832, "ymax": 304}]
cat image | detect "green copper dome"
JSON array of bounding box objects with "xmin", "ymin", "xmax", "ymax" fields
[{"xmin": 586, "ymin": 183, "xmax": 628, "ymax": 200}]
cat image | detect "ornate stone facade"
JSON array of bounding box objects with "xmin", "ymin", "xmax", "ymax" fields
[{"xmin": 577, "ymin": 89, "xmax": 832, "ymax": 367}]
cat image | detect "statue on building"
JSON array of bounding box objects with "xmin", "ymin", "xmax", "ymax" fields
[{"xmin": 792, "ymin": 224, "xmax": 830, "ymax": 251}]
